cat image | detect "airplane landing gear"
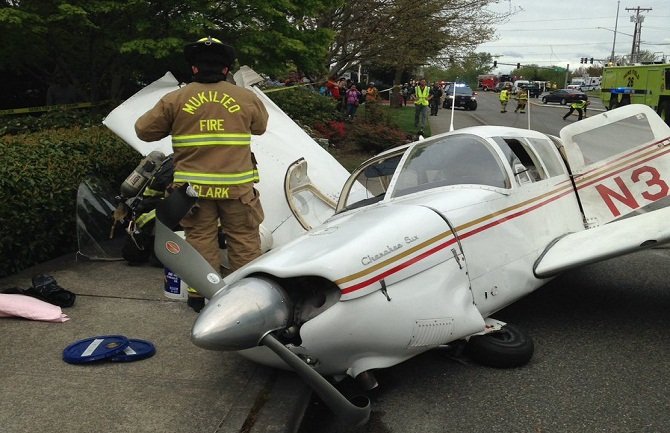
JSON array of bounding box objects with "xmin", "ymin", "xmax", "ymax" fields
[{"xmin": 465, "ymin": 323, "xmax": 534, "ymax": 368}]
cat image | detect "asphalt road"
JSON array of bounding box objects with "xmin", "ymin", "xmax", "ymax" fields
[
  {"xmin": 297, "ymin": 93, "xmax": 670, "ymax": 433},
  {"xmin": 438, "ymin": 90, "xmax": 607, "ymax": 136}
]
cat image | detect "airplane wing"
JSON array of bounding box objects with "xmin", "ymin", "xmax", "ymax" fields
[{"xmin": 534, "ymin": 205, "xmax": 670, "ymax": 278}]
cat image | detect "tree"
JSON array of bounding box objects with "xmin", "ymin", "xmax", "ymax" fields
[
  {"xmin": 319, "ymin": 0, "xmax": 509, "ymax": 84},
  {"xmin": 0, "ymin": 0, "xmax": 334, "ymax": 104}
]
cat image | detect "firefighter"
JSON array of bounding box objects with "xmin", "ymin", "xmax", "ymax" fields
[
  {"xmin": 562, "ymin": 98, "xmax": 590, "ymax": 121},
  {"xmin": 499, "ymin": 83, "xmax": 511, "ymax": 113},
  {"xmin": 135, "ymin": 36, "xmax": 269, "ymax": 312},
  {"xmin": 514, "ymin": 87, "xmax": 528, "ymax": 113}
]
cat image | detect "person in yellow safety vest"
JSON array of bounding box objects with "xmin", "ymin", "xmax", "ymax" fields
[
  {"xmin": 499, "ymin": 83, "xmax": 511, "ymax": 113},
  {"xmin": 414, "ymin": 78, "xmax": 431, "ymax": 134},
  {"xmin": 135, "ymin": 36, "xmax": 269, "ymax": 312},
  {"xmin": 562, "ymin": 98, "xmax": 590, "ymax": 121},
  {"xmin": 514, "ymin": 88, "xmax": 528, "ymax": 113}
]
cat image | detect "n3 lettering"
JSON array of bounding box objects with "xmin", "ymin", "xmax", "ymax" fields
[{"xmin": 595, "ymin": 166, "xmax": 669, "ymax": 217}]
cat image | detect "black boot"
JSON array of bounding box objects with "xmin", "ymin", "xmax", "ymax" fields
[{"xmin": 187, "ymin": 295, "xmax": 205, "ymax": 313}]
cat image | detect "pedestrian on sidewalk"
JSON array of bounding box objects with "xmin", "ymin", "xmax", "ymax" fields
[
  {"xmin": 414, "ymin": 78, "xmax": 430, "ymax": 134},
  {"xmin": 429, "ymin": 82, "xmax": 443, "ymax": 116},
  {"xmin": 345, "ymin": 83, "xmax": 362, "ymax": 120}
]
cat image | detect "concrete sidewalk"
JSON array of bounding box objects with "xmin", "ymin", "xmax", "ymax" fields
[{"xmin": 0, "ymin": 254, "xmax": 311, "ymax": 433}]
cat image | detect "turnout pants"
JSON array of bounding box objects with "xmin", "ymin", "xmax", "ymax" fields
[{"xmin": 180, "ymin": 188, "xmax": 265, "ymax": 282}]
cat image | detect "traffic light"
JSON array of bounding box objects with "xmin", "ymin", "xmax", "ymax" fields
[
  {"xmin": 516, "ymin": 62, "xmax": 520, "ymax": 69},
  {"xmin": 580, "ymin": 58, "xmax": 585, "ymax": 64},
  {"xmin": 590, "ymin": 57, "xmax": 594, "ymax": 64},
  {"xmin": 493, "ymin": 60, "xmax": 497, "ymax": 68}
]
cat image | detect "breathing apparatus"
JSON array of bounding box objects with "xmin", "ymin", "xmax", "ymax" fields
[{"xmin": 120, "ymin": 150, "xmax": 166, "ymax": 199}]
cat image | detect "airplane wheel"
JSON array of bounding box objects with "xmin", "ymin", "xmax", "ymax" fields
[{"xmin": 465, "ymin": 323, "xmax": 534, "ymax": 368}]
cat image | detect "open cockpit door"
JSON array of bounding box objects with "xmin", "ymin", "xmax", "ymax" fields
[
  {"xmin": 284, "ymin": 159, "xmax": 338, "ymax": 230},
  {"xmin": 558, "ymin": 104, "xmax": 670, "ymax": 227}
]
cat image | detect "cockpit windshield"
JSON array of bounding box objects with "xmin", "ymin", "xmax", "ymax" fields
[
  {"xmin": 336, "ymin": 134, "xmax": 510, "ymax": 212},
  {"xmin": 392, "ymin": 134, "xmax": 510, "ymax": 197}
]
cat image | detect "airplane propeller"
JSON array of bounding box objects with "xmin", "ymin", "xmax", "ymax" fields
[{"xmin": 154, "ymin": 185, "xmax": 371, "ymax": 427}]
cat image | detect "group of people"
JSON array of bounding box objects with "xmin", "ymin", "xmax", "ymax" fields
[
  {"xmin": 498, "ymin": 83, "xmax": 528, "ymax": 114},
  {"xmin": 321, "ymin": 77, "xmax": 381, "ymax": 120},
  {"xmin": 499, "ymin": 83, "xmax": 590, "ymax": 120},
  {"xmin": 407, "ymin": 79, "xmax": 454, "ymax": 134}
]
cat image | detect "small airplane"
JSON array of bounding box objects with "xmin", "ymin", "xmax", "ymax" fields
[{"xmin": 105, "ymin": 71, "xmax": 670, "ymax": 426}]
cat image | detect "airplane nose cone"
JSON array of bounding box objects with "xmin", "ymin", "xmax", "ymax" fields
[{"xmin": 191, "ymin": 277, "xmax": 291, "ymax": 351}]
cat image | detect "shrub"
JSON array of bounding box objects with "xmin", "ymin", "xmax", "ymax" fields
[
  {"xmin": 346, "ymin": 120, "xmax": 411, "ymax": 154},
  {"xmin": 0, "ymin": 108, "xmax": 109, "ymax": 135},
  {"xmin": 0, "ymin": 126, "xmax": 137, "ymax": 277},
  {"xmin": 266, "ymin": 85, "xmax": 340, "ymax": 126},
  {"xmin": 313, "ymin": 120, "xmax": 347, "ymax": 146}
]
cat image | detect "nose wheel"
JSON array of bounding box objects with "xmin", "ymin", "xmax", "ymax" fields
[{"xmin": 465, "ymin": 322, "xmax": 534, "ymax": 368}]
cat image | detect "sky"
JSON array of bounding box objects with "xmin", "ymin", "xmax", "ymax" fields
[{"xmin": 478, "ymin": 0, "xmax": 670, "ymax": 73}]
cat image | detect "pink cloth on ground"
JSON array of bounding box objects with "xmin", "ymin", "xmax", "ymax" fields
[{"xmin": 0, "ymin": 294, "xmax": 70, "ymax": 322}]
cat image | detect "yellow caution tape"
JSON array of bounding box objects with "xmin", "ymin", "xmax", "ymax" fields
[{"xmin": 0, "ymin": 102, "xmax": 98, "ymax": 116}]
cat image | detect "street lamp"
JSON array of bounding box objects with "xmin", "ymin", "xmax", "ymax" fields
[
  {"xmin": 597, "ymin": 26, "xmax": 634, "ymax": 64},
  {"xmin": 611, "ymin": 1, "xmax": 620, "ymax": 64}
]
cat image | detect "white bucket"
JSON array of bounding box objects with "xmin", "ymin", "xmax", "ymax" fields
[{"xmin": 163, "ymin": 267, "xmax": 189, "ymax": 301}]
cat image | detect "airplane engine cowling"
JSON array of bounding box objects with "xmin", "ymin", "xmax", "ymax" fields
[{"xmin": 191, "ymin": 277, "xmax": 291, "ymax": 351}]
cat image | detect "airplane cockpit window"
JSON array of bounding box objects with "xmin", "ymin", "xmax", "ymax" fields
[
  {"xmin": 392, "ymin": 134, "xmax": 509, "ymax": 197},
  {"xmin": 339, "ymin": 152, "xmax": 404, "ymax": 211},
  {"xmin": 526, "ymin": 138, "xmax": 566, "ymax": 177},
  {"xmin": 570, "ymin": 113, "xmax": 655, "ymax": 164},
  {"xmin": 494, "ymin": 137, "xmax": 547, "ymax": 184}
]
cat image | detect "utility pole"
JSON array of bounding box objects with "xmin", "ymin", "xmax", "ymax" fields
[
  {"xmin": 610, "ymin": 1, "xmax": 620, "ymax": 64},
  {"xmin": 626, "ymin": 6, "xmax": 652, "ymax": 64}
]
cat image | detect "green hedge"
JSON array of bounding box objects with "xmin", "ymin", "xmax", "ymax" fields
[{"xmin": 0, "ymin": 125, "xmax": 137, "ymax": 277}]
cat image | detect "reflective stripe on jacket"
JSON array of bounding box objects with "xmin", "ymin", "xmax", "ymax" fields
[
  {"xmin": 135, "ymin": 81, "xmax": 268, "ymax": 199},
  {"xmin": 571, "ymin": 99, "xmax": 588, "ymax": 109},
  {"xmin": 415, "ymin": 86, "xmax": 430, "ymax": 106}
]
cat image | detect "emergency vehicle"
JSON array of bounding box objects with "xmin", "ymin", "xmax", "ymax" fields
[
  {"xmin": 477, "ymin": 74, "xmax": 499, "ymax": 91},
  {"xmin": 600, "ymin": 63, "xmax": 670, "ymax": 125}
]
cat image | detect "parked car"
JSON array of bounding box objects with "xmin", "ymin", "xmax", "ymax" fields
[
  {"xmin": 442, "ymin": 84, "xmax": 477, "ymax": 110},
  {"xmin": 541, "ymin": 89, "xmax": 588, "ymax": 105}
]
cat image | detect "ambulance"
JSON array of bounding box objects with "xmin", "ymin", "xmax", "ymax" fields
[{"xmin": 600, "ymin": 63, "xmax": 670, "ymax": 125}]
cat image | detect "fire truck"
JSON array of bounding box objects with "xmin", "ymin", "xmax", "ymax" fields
[
  {"xmin": 477, "ymin": 74, "xmax": 499, "ymax": 91},
  {"xmin": 600, "ymin": 63, "xmax": 670, "ymax": 125}
]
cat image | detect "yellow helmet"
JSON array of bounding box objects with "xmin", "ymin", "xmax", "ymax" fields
[{"xmin": 184, "ymin": 36, "xmax": 236, "ymax": 66}]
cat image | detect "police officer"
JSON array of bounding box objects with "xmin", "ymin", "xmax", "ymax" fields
[{"xmin": 135, "ymin": 36, "xmax": 269, "ymax": 312}]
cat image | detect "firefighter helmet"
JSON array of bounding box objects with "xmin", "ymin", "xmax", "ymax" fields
[{"xmin": 184, "ymin": 36, "xmax": 236, "ymax": 67}]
